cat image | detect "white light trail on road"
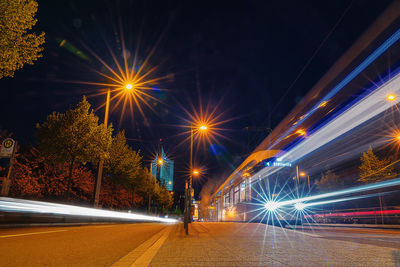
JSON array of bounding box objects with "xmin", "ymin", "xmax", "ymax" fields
[
  {"xmin": 0, "ymin": 197, "xmax": 177, "ymax": 224},
  {"xmin": 279, "ymin": 177, "xmax": 400, "ymax": 207},
  {"xmin": 294, "ymin": 191, "xmax": 389, "ymax": 210}
]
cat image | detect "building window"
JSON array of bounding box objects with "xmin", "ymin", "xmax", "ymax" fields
[
  {"xmin": 246, "ymin": 178, "xmax": 252, "ymax": 201},
  {"xmin": 224, "ymin": 192, "xmax": 229, "ymax": 208},
  {"xmin": 230, "ymin": 187, "xmax": 234, "ymax": 206},
  {"xmin": 234, "ymin": 185, "xmax": 240, "ymax": 204},
  {"xmin": 240, "ymin": 181, "xmax": 246, "ymax": 202}
]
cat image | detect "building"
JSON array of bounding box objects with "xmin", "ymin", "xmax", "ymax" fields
[{"xmin": 151, "ymin": 146, "xmax": 174, "ymax": 191}]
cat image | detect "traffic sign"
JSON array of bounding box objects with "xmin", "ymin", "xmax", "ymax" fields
[{"xmin": 0, "ymin": 138, "xmax": 15, "ymax": 158}]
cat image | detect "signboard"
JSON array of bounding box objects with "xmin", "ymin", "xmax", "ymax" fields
[
  {"xmin": 193, "ymin": 204, "xmax": 198, "ymax": 221},
  {"xmin": 0, "ymin": 138, "xmax": 15, "ymax": 158},
  {"xmin": 264, "ymin": 161, "xmax": 292, "ymax": 167}
]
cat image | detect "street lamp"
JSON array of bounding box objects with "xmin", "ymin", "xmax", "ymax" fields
[
  {"xmin": 94, "ymin": 83, "xmax": 136, "ymax": 207},
  {"xmin": 298, "ymin": 170, "xmax": 310, "ymax": 191},
  {"xmin": 184, "ymin": 124, "xmax": 208, "ymax": 235},
  {"xmin": 386, "ymin": 94, "xmax": 396, "ymax": 101},
  {"xmin": 125, "ymin": 83, "xmax": 133, "ymax": 90}
]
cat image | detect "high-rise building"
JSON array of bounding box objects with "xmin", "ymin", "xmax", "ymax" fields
[{"xmin": 151, "ymin": 146, "xmax": 174, "ymax": 191}]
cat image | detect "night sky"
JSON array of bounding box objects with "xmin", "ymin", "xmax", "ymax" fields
[{"xmin": 0, "ymin": 0, "xmax": 393, "ymax": 196}]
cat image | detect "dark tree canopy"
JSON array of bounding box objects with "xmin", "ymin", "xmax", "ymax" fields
[{"xmin": 0, "ymin": 0, "xmax": 45, "ymax": 78}]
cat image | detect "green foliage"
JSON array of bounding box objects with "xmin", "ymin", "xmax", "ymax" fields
[
  {"xmin": 36, "ymin": 97, "xmax": 112, "ymax": 199},
  {"xmin": 157, "ymin": 185, "xmax": 173, "ymax": 211},
  {"xmin": 0, "ymin": 0, "xmax": 45, "ymax": 78},
  {"xmin": 358, "ymin": 147, "xmax": 395, "ymax": 183},
  {"xmin": 315, "ymin": 170, "xmax": 342, "ymax": 192},
  {"xmin": 104, "ymin": 131, "xmax": 142, "ymax": 188},
  {"xmin": 36, "ymin": 97, "xmax": 112, "ymax": 164}
]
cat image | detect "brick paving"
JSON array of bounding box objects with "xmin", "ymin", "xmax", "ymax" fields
[{"xmin": 150, "ymin": 222, "xmax": 400, "ymax": 266}]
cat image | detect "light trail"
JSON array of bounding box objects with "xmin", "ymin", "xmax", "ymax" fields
[
  {"xmin": 269, "ymin": 27, "xmax": 400, "ymax": 151},
  {"xmin": 279, "ymin": 71, "xmax": 400, "ymax": 163},
  {"xmin": 253, "ymin": 70, "xmax": 400, "ymax": 182},
  {"xmin": 294, "ymin": 191, "xmax": 391, "ymax": 210},
  {"xmin": 278, "ymin": 177, "xmax": 400, "ymax": 207},
  {"xmin": 0, "ymin": 197, "xmax": 177, "ymax": 224}
]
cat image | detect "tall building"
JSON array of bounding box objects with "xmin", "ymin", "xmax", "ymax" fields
[{"xmin": 151, "ymin": 146, "xmax": 174, "ymax": 191}]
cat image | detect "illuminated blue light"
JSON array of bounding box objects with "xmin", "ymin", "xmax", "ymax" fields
[
  {"xmin": 271, "ymin": 28, "xmax": 400, "ymax": 149},
  {"xmin": 265, "ymin": 201, "xmax": 281, "ymax": 211},
  {"xmin": 281, "ymin": 177, "xmax": 400, "ymax": 207}
]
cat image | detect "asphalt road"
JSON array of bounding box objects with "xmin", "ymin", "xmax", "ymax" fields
[
  {"xmin": 1, "ymin": 222, "xmax": 399, "ymax": 266},
  {"xmin": 0, "ymin": 223, "xmax": 167, "ymax": 267}
]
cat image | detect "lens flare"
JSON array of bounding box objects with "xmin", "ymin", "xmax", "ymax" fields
[{"xmin": 264, "ymin": 201, "xmax": 281, "ymax": 212}]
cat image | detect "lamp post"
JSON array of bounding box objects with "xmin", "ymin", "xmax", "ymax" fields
[
  {"xmin": 299, "ymin": 170, "xmax": 310, "ymax": 191},
  {"xmin": 184, "ymin": 124, "xmax": 207, "ymax": 235},
  {"xmin": 94, "ymin": 83, "xmax": 133, "ymax": 207}
]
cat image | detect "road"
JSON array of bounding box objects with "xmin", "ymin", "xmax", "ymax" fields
[
  {"xmin": 1, "ymin": 222, "xmax": 399, "ymax": 266},
  {"xmin": 0, "ymin": 223, "xmax": 168, "ymax": 266}
]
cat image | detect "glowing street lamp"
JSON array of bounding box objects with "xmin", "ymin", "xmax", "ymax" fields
[
  {"xmin": 199, "ymin": 125, "xmax": 208, "ymax": 131},
  {"xmin": 94, "ymin": 84, "xmax": 141, "ymax": 208},
  {"xmin": 386, "ymin": 94, "xmax": 396, "ymax": 101},
  {"xmin": 158, "ymin": 158, "xmax": 164, "ymax": 165},
  {"xmin": 184, "ymin": 123, "xmax": 209, "ymax": 234},
  {"xmin": 125, "ymin": 83, "xmax": 133, "ymax": 90}
]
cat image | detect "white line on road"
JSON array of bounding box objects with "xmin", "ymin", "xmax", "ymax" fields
[
  {"xmin": 0, "ymin": 229, "xmax": 67, "ymax": 238},
  {"xmin": 111, "ymin": 225, "xmax": 173, "ymax": 267}
]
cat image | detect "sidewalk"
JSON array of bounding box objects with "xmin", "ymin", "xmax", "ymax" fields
[{"xmin": 149, "ymin": 222, "xmax": 398, "ymax": 266}]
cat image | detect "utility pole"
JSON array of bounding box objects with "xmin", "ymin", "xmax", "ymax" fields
[{"xmin": 94, "ymin": 89, "xmax": 110, "ymax": 207}]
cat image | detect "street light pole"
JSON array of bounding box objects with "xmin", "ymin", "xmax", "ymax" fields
[
  {"xmin": 94, "ymin": 88, "xmax": 110, "ymax": 208},
  {"xmin": 184, "ymin": 128, "xmax": 194, "ymax": 235}
]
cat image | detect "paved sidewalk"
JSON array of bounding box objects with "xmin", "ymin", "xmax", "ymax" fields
[{"xmin": 150, "ymin": 222, "xmax": 400, "ymax": 266}]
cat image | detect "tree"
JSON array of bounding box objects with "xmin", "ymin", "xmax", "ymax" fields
[
  {"xmin": 36, "ymin": 97, "xmax": 112, "ymax": 200},
  {"xmin": 156, "ymin": 185, "xmax": 173, "ymax": 214},
  {"xmin": 11, "ymin": 146, "xmax": 95, "ymax": 202},
  {"xmin": 358, "ymin": 147, "xmax": 395, "ymax": 183},
  {"xmin": 138, "ymin": 168, "xmax": 159, "ymax": 213},
  {"xmin": 104, "ymin": 131, "xmax": 142, "ymax": 190},
  {"xmin": 0, "ymin": 0, "xmax": 45, "ymax": 78},
  {"xmin": 315, "ymin": 170, "xmax": 343, "ymax": 192}
]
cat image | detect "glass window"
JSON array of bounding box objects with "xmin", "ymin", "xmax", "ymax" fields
[
  {"xmin": 234, "ymin": 185, "xmax": 240, "ymax": 204},
  {"xmin": 240, "ymin": 182, "xmax": 246, "ymax": 202},
  {"xmin": 224, "ymin": 193, "xmax": 229, "ymax": 208}
]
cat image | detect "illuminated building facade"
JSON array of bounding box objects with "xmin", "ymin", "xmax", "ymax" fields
[{"xmin": 151, "ymin": 147, "xmax": 174, "ymax": 191}]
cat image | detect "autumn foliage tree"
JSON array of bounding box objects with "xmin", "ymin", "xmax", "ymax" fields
[
  {"xmin": 0, "ymin": 0, "xmax": 45, "ymax": 78},
  {"xmin": 10, "ymin": 146, "xmax": 94, "ymax": 202},
  {"xmin": 36, "ymin": 97, "xmax": 112, "ymax": 200},
  {"xmin": 358, "ymin": 147, "xmax": 396, "ymax": 183}
]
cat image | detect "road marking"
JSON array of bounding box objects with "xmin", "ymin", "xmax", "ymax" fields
[
  {"xmin": 92, "ymin": 224, "xmax": 118, "ymax": 228},
  {"xmin": 0, "ymin": 229, "xmax": 67, "ymax": 238},
  {"xmin": 111, "ymin": 225, "xmax": 174, "ymax": 267}
]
